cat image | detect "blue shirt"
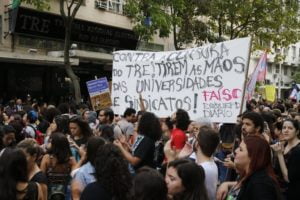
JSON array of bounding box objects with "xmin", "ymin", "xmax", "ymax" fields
[{"xmin": 73, "ymin": 162, "xmax": 96, "ymax": 189}]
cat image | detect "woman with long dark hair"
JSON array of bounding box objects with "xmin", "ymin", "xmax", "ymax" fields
[
  {"xmin": 272, "ymin": 119, "xmax": 300, "ymax": 200},
  {"xmin": 0, "ymin": 148, "xmax": 43, "ymax": 200},
  {"xmin": 217, "ymin": 136, "xmax": 282, "ymax": 200},
  {"xmin": 114, "ymin": 112, "xmax": 162, "ymax": 172},
  {"xmin": 40, "ymin": 132, "xmax": 77, "ymax": 200},
  {"xmin": 134, "ymin": 167, "xmax": 168, "ymax": 200},
  {"xmin": 69, "ymin": 116, "xmax": 93, "ymax": 146},
  {"xmin": 44, "ymin": 115, "xmax": 70, "ymax": 149},
  {"xmin": 165, "ymin": 159, "xmax": 208, "ymax": 200},
  {"xmin": 69, "ymin": 116, "xmax": 93, "ymax": 161},
  {"xmin": 80, "ymin": 143, "xmax": 132, "ymax": 200},
  {"xmin": 71, "ymin": 136, "xmax": 106, "ymax": 200}
]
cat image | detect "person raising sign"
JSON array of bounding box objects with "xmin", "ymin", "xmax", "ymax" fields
[{"xmin": 164, "ymin": 109, "xmax": 190, "ymax": 161}]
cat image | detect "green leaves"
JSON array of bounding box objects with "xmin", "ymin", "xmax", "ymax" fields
[
  {"xmin": 207, "ymin": 0, "xmax": 300, "ymax": 51},
  {"xmin": 125, "ymin": 0, "xmax": 185, "ymax": 42},
  {"xmin": 292, "ymin": 71, "xmax": 300, "ymax": 83}
]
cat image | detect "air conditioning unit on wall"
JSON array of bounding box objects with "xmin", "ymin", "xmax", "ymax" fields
[{"xmin": 95, "ymin": 0, "xmax": 108, "ymax": 10}]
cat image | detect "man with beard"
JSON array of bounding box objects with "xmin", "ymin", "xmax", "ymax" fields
[
  {"xmin": 97, "ymin": 108, "xmax": 123, "ymax": 140},
  {"xmin": 222, "ymin": 112, "xmax": 266, "ymax": 180},
  {"xmin": 241, "ymin": 112, "xmax": 264, "ymax": 138}
]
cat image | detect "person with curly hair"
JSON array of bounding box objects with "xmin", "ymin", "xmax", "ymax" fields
[
  {"xmin": 114, "ymin": 112, "xmax": 162, "ymax": 172},
  {"xmin": 69, "ymin": 116, "xmax": 93, "ymax": 147},
  {"xmin": 69, "ymin": 116, "xmax": 93, "ymax": 161},
  {"xmin": 80, "ymin": 143, "xmax": 132, "ymax": 200}
]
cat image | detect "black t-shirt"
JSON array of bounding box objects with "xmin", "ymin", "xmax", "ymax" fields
[
  {"xmin": 237, "ymin": 170, "xmax": 282, "ymax": 200},
  {"xmin": 23, "ymin": 182, "xmax": 38, "ymax": 200},
  {"xmin": 80, "ymin": 182, "xmax": 112, "ymax": 200},
  {"xmin": 74, "ymin": 137, "xmax": 87, "ymax": 147},
  {"xmin": 30, "ymin": 171, "xmax": 48, "ymax": 185},
  {"xmin": 286, "ymin": 143, "xmax": 300, "ymax": 200},
  {"xmin": 133, "ymin": 136, "xmax": 155, "ymax": 170}
]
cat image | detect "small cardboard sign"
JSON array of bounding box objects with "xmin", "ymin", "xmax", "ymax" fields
[{"xmin": 86, "ymin": 77, "xmax": 112, "ymax": 111}]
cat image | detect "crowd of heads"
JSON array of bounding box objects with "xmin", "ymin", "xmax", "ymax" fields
[{"xmin": 0, "ymin": 97, "xmax": 299, "ymax": 200}]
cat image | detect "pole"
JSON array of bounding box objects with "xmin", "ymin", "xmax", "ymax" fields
[
  {"xmin": 240, "ymin": 37, "xmax": 252, "ymax": 114},
  {"xmin": 278, "ymin": 62, "xmax": 282, "ymax": 99}
]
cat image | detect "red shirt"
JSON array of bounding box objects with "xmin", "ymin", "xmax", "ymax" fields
[{"xmin": 171, "ymin": 128, "xmax": 187, "ymax": 150}]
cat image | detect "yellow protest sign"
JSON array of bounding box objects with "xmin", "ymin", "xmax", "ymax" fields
[{"xmin": 265, "ymin": 85, "xmax": 276, "ymax": 102}]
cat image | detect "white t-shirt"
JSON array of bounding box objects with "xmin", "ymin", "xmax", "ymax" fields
[
  {"xmin": 199, "ymin": 160, "xmax": 218, "ymax": 200},
  {"xmin": 117, "ymin": 119, "xmax": 134, "ymax": 137},
  {"xmin": 25, "ymin": 124, "xmax": 37, "ymax": 138}
]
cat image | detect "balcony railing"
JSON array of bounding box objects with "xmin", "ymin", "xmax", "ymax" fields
[{"xmin": 95, "ymin": 0, "xmax": 124, "ymax": 14}]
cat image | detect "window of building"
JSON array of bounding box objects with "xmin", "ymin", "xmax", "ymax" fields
[
  {"xmin": 267, "ymin": 63, "xmax": 272, "ymax": 73},
  {"xmin": 0, "ymin": 15, "xmax": 2, "ymax": 43},
  {"xmin": 284, "ymin": 47, "xmax": 289, "ymax": 56},
  {"xmin": 291, "ymin": 71, "xmax": 295, "ymax": 76},
  {"xmin": 95, "ymin": 0, "xmax": 124, "ymax": 14},
  {"xmin": 292, "ymin": 46, "xmax": 296, "ymax": 59},
  {"xmin": 284, "ymin": 65, "xmax": 288, "ymax": 75},
  {"xmin": 109, "ymin": 0, "xmax": 123, "ymax": 13},
  {"xmin": 275, "ymin": 64, "xmax": 280, "ymax": 73}
]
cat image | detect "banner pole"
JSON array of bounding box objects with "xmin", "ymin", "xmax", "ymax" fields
[{"xmin": 239, "ymin": 37, "xmax": 253, "ymax": 114}]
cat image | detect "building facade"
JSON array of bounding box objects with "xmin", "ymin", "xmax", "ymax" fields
[
  {"xmin": 0, "ymin": 0, "xmax": 174, "ymax": 103},
  {"xmin": 1, "ymin": 0, "xmax": 299, "ymax": 103},
  {"xmin": 249, "ymin": 43, "xmax": 300, "ymax": 99}
]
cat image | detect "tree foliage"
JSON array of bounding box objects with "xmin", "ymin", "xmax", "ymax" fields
[
  {"xmin": 292, "ymin": 71, "xmax": 300, "ymax": 83},
  {"xmin": 175, "ymin": 0, "xmax": 218, "ymax": 49},
  {"xmin": 124, "ymin": 0, "xmax": 184, "ymax": 42},
  {"xmin": 125, "ymin": 0, "xmax": 300, "ymax": 50},
  {"xmin": 208, "ymin": 0, "xmax": 300, "ymax": 50},
  {"xmin": 124, "ymin": 0, "xmax": 215, "ymax": 49}
]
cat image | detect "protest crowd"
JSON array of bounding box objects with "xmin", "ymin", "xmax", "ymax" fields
[{"xmin": 0, "ymin": 96, "xmax": 299, "ymax": 200}]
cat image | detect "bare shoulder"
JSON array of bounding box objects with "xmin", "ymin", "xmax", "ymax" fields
[{"xmin": 69, "ymin": 157, "xmax": 77, "ymax": 165}]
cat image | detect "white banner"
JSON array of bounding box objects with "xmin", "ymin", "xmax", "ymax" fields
[{"xmin": 112, "ymin": 37, "xmax": 251, "ymax": 123}]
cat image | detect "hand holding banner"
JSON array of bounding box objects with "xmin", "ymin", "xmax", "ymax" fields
[
  {"xmin": 86, "ymin": 77, "xmax": 112, "ymax": 111},
  {"xmin": 112, "ymin": 38, "xmax": 251, "ymax": 123}
]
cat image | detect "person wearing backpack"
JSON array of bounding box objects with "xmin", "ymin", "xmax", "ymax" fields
[
  {"xmin": 23, "ymin": 110, "xmax": 44, "ymax": 145},
  {"xmin": 41, "ymin": 132, "xmax": 77, "ymax": 200}
]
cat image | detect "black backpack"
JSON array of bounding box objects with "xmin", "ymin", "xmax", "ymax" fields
[{"xmin": 47, "ymin": 156, "xmax": 71, "ymax": 200}]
